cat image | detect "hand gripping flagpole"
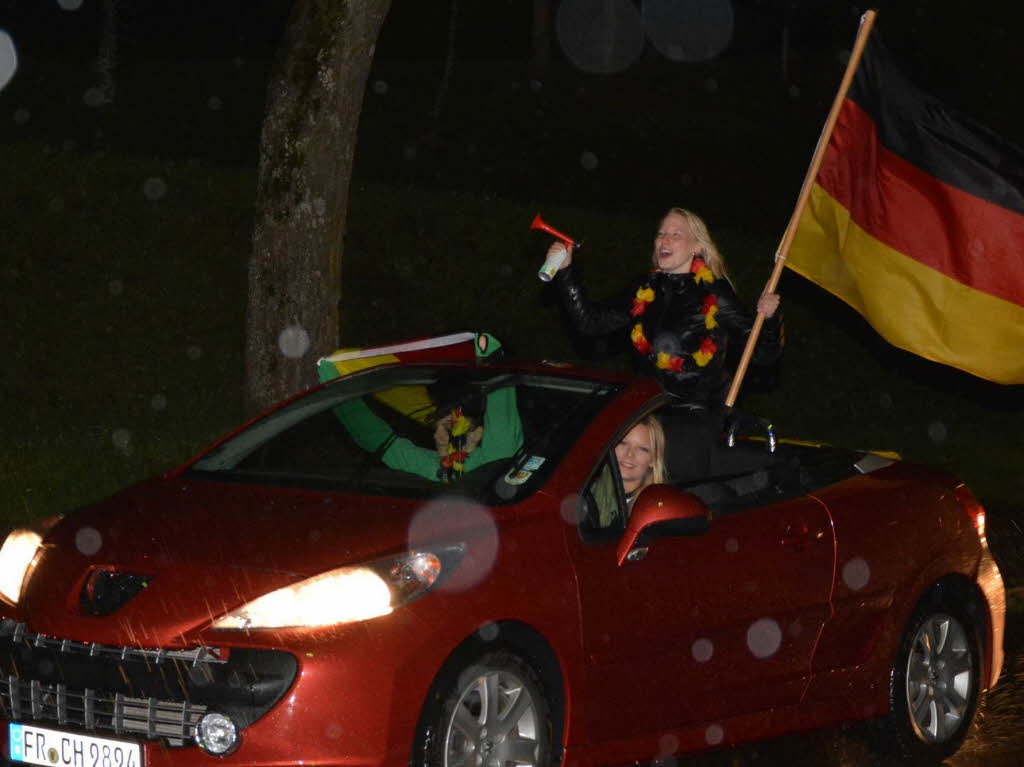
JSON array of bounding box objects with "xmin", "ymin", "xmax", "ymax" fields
[{"xmin": 724, "ymin": 8, "xmax": 878, "ymax": 409}]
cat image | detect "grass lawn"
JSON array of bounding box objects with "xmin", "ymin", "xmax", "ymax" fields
[{"xmin": 3, "ymin": 140, "xmax": 1022, "ymax": 583}]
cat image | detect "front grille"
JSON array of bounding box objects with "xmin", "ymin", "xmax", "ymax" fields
[
  {"xmin": 0, "ymin": 620, "xmax": 298, "ymax": 748},
  {"xmin": 3, "ymin": 678, "xmax": 205, "ymax": 745}
]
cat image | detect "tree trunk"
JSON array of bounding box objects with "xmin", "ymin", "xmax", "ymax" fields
[{"xmin": 244, "ymin": 0, "xmax": 391, "ymax": 416}]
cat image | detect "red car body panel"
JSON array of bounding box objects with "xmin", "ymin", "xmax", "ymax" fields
[{"xmin": 0, "ymin": 357, "xmax": 1005, "ymax": 766}]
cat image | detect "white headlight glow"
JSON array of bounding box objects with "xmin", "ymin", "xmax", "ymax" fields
[
  {"xmin": 210, "ymin": 546, "xmax": 462, "ymax": 630},
  {"xmin": 0, "ymin": 529, "xmax": 42, "ymax": 604}
]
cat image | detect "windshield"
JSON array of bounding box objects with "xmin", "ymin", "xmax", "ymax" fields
[{"xmin": 186, "ymin": 365, "xmax": 619, "ymax": 503}]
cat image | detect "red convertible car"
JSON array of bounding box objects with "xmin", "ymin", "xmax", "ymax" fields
[{"xmin": 0, "ymin": 333, "xmax": 1005, "ymax": 767}]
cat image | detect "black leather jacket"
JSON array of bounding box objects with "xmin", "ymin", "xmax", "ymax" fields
[{"xmin": 556, "ymin": 264, "xmax": 783, "ymax": 406}]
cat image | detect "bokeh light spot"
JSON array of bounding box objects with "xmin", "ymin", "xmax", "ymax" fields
[
  {"xmin": 408, "ymin": 499, "xmax": 498, "ymax": 592},
  {"xmin": 150, "ymin": 394, "xmax": 168, "ymax": 412},
  {"xmin": 842, "ymin": 557, "xmax": 871, "ymax": 591},
  {"xmin": 705, "ymin": 723, "xmax": 724, "ymax": 746},
  {"xmin": 927, "ymin": 420, "xmax": 947, "ymax": 443},
  {"xmin": 557, "ymin": 0, "xmax": 644, "ymax": 75},
  {"xmin": 75, "ymin": 526, "xmax": 103, "ymax": 556},
  {"xmin": 186, "ymin": 345, "xmax": 203, "ymax": 361},
  {"xmin": 746, "ymin": 617, "xmax": 782, "ymax": 658},
  {"xmin": 278, "ymin": 324, "xmax": 311, "ymax": 359},
  {"xmin": 0, "ymin": 30, "xmax": 17, "ymax": 91},
  {"xmin": 691, "ymin": 637, "xmax": 714, "ymax": 663},
  {"xmin": 111, "ymin": 428, "xmax": 133, "ymax": 456},
  {"xmin": 643, "ymin": 0, "xmax": 734, "ymax": 63},
  {"xmin": 580, "ymin": 150, "xmax": 599, "ymax": 171},
  {"xmin": 57, "ymin": 0, "xmax": 85, "ymax": 10},
  {"xmin": 143, "ymin": 177, "xmax": 167, "ymax": 201}
]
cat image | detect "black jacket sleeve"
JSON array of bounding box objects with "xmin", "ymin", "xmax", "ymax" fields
[
  {"xmin": 554, "ymin": 263, "xmax": 634, "ymax": 337},
  {"xmin": 713, "ymin": 281, "xmax": 784, "ymax": 366}
]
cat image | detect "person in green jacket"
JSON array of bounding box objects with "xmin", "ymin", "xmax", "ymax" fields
[{"xmin": 316, "ymin": 334, "xmax": 523, "ymax": 483}]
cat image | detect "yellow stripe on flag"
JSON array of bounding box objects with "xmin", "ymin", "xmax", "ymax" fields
[
  {"xmin": 325, "ymin": 353, "xmax": 435, "ymax": 425},
  {"xmin": 788, "ymin": 184, "xmax": 1024, "ymax": 384}
]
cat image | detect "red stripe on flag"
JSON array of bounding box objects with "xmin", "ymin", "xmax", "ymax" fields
[{"xmin": 818, "ymin": 99, "xmax": 1024, "ymax": 309}]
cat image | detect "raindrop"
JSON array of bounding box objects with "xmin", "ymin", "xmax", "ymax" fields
[
  {"xmin": 746, "ymin": 617, "xmax": 782, "ymax": 658},
  {"xmin": 143, "ymin": 176, "xmax": 167, "ymax": 201},
  {"xmin": 150, "ymin": 394, "xmax": 168, "ymax": 411},
  {"xmin": 324, "ymin": 722, "xmax": 343, "ymax": 740},
  {"xmin": 580, "ymin": 151, "xmax": 598, "ymax": 171},
  {"xmin": 408, "ymin": 499, "xmax": 498, "ymax": 592},
  {"xmin": 477, "ymin": 622, "xmax": 499, "ymax": 642},
  {"xmin": 82, "ymin": 87, "xmax": 107, "ymax": 107},
  {"xmin": 0, "ymin": 30, "xmax": 16, "ymax": 91},
  {"xmin": 402, "ymin": 145, "xmax": 417, "ymax": 161},
  {"xmin": 108, "ymin": 279, "xmax": 123, "ymax": 296},
  {"xmin": 49, "ymin": 197, "xmax": 65, "ymax": 213},
  {"xmin": 308, "ymin": 529, "xmax": 322, "ymax": 543},
  {"xmin": 57, "ymin": 0, "xmax": 84, "ymax": 10},
  {"xmin": 313, "ymin": 197, "xmax": 327, "ymax": 217},
  {"xmin": 372, "ymin": 80, "xmax": 388, "ymax": 95},
  {"xmin": 557, "ymin": 0, "xmax": 644, "ymax": 74},
  {"xmin": 529, "ymin": 79, "xmax": 543, "ymax": 93},
  {"xmin": 206, "ymin": 95, "xmax": 223, "ymax": 111},
  {"xmin": 186, "ymin": 344, "xmax": 203, "ymax": 361},
  {"xmin": 705, "ymin": 723, "xmax": 724, "ymax": 746},
  {"xmin": 842, "ymin": 557, "xmax": 871, "ymax": 591},
  {"xmin": 559, "ymin": 494, "xmax": 580, "ymax": 525},
  {"xmin": 927, "ymin": 420, "xmax": 947, "ymax": 443},
  {"xmin": 691, "ymin": 637, "xmax": 714, "ymax": 663},
  {"xmin": 38, "ymin": 658, "xmax": 55, "ymax": 675},
  {"xmin": 879, "ymin": 393, "xmax": 893, "ymax": 409},
  {"xmin": 658, "ymin": 733, "xmax": 680, "ymax": 756},
  {"xmin": 968, "ymin": 237, "xmax": 985, "ymax": 259},
  {"xmin": 724, "ymin": 537, "xmax": 739, "ymax": 553},
  {"xmin": 643, "ymin": 0, "xmax": 734, "ymax": 63},
  {"xmin": 112, "ymin": 428, "xmax": 133, "ymax": 456},
  {"xmin": 278, "ymin": 324, "xmax": 311, "ymax": 359},
  {"xmin": 75, "ymin": 526, "xmax": 103, "ymax": 556},
  {"xmin": 788, "ymin": 83, "xmax": 801, "ymax": 99},
  {"xmin": 14, "ymin": 107, "xmax": 30, "ymax": 125},
  {"xmin": 704, "ymin": 77, "xmax": 718, "ymax": 93}
]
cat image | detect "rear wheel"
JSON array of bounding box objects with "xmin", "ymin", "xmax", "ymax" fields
[
  {"xmin": 879, "ymin": 593, "xmax": 982, "ymax": 764},
  {"xmin": 417, "ymin": 651, "xmax": 553, "ymax": 767}
]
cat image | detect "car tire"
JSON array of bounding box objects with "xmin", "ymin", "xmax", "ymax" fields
[
  {"xmin": 876, "ymin": 591, "xmax": 982, "ymax": 764},
  {"xmin": 414, "ymin": 650, "xmax": 554, "ymax": 767}
]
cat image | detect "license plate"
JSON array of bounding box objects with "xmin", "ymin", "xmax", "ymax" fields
[{"xmin": 9, "ymin": 723, "xmax": 143, "ymax": 767}]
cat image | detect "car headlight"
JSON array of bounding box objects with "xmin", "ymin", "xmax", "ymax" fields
[
  {"xmin": 211, "ymin": 545, "xmax": 464, "ymax": 630},
  {"xmin": 0, "ymin": 529, "xmax": 43, "ymax": 605}
]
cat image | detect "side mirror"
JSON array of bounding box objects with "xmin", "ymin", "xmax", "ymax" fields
[{"xmin": 616, "ymin": 484, "xmax": 711, "ymax": 566}]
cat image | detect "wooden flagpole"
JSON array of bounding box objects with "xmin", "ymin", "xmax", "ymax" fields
[{"xmin": 724, "ymin": 8, "xmax": 878, "ymax": 408}]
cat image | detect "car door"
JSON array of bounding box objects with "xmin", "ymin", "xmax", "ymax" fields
[{"xmin": 566, "ymin": 455, "xmax": 835, "ymax": 752}]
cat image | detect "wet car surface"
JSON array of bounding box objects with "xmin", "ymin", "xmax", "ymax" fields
[{"xmin": 0, "ymin": 336, "xmax": 1005, "ymax": 767}]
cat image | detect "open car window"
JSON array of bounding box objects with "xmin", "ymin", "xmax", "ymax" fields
[{"xmin": 187, "ymin": 366, "xmax": 618, "ymax": 504}]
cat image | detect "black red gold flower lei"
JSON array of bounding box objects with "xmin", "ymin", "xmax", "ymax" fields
[{"xmin": 630, "ymin": 256, "xmax": 720, "ymax": 371}]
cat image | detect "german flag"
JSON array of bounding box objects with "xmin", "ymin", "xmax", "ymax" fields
[{"xmin": 787, "ymin": 34, "xmax": 1024, "ymax": 384}]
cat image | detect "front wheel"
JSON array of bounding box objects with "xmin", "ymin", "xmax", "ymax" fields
[
  {"xmin": 417, "ymin": 651, "xmax": 553, "ymax": 767},
  {"xmin": 878, "ymin": 594, "xmax": 982, "ymax": 764}
]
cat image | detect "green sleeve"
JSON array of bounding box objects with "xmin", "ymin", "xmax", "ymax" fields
[{"xmin": 462, "ymin": 387, "xmax": 523, "ymax": 471}]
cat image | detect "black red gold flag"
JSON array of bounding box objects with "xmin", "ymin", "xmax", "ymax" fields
[{"xmin": 787, "ymin": 33, "xmax": 1024, "ymax": 384}]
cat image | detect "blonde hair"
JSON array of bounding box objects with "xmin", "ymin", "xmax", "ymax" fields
[
  {"xmin": 656, "ymin": 207, "xmax": 734, "ymax": 287},
  {"xmin": 634, "ymin": 414, "xmax": 666, "ymax": 493}
]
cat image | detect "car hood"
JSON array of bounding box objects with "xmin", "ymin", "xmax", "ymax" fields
[{"xmin": 18, "ymin": 477, "xmax": 483, "ymax": 646}]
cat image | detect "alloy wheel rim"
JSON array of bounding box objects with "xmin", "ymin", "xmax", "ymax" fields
[
  {"xmin": 444, "ymin": 669, "xmax": 541, "ymax": 767},
  {"xmin": 905, "ymin": 612, "xmax": 974, "ymax": 744}
]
